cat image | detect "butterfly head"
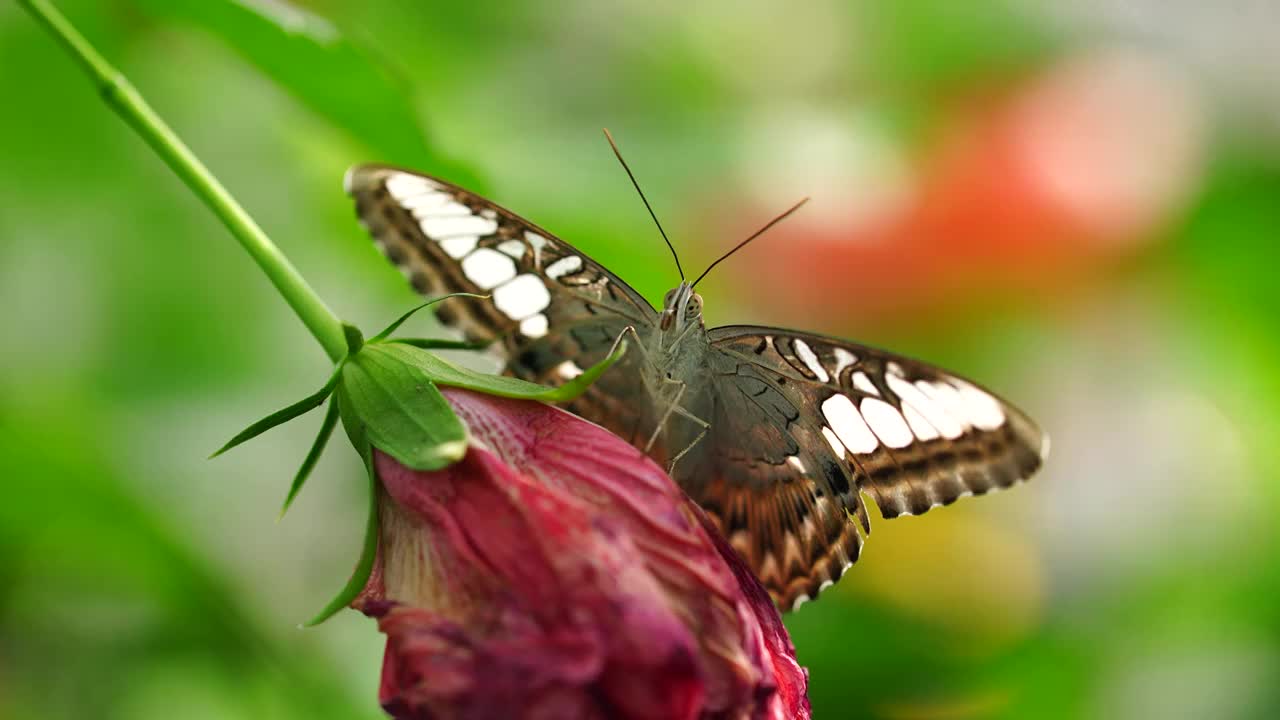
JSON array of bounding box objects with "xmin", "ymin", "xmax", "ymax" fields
[{"xmin": 660, "ymin": 281, "xmax": 703, "ymax": 332}]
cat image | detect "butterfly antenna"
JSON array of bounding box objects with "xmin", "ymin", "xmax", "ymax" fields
[
  {"xmin": 691, "ymin": 197, "xmax": 809, "ymax": 288},
  {"xmin": 603, "ymin": 128, "xmax": 684, "ymax": 281}
]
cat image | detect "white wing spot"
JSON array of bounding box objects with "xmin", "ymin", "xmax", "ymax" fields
[
  {"xmin": 852, "ymin": 371, "xmax": 879, "ymax": 396},
  {"xmin": 902, "ymin": 403, "xmax": 940, "ymax": 441},
  {"xmin": 860, "ymin": 397, "xmax": 914, "ymax": 449},
  {"xmin": 524, "ymin": 231, "xmax": 548, "ymax": 269},
  {"xmin": 398, "ymin": 191, "xmax": 451, "ymax": 212},
  {"xmin": 384, "ymin": 173, "xmax": 436, "ymax": 200},
  {"xmin": 410, "ymin": 200, "xmax": 471, "ymax": 219},
  {"xmin": 822, "ymin": 394, "xmax": 878, "ymax": 454},
  {"xmin": 493, "ymin": 274, "xmax": 551, "ymax": 320},
  {"xmin": 918, "ymin": 381, "xmax": 972, "ymax": 432},
  {"xmin": 556, "ymin": 360, "xmax": 584, "ymax": 379},
  {"xmin": 420, "ymin": 214, "xmax": 498, "ymax": 239},
  {"xmin": 817, "ymin": 579, "xmax": 834, "ymax": 593},
  {"xmin": 496, "ymin": 239, "xmax": 526, "ymax": 258},
  {"xmin": 786, "ymin": 455, "xmax": 806, "ymax": 472},
  {"xmin": 518, "ymin": 313, "xmax": 548, "ymax": 338},
  {"xmin": 821, "ymin": 426, "xmax": 847, "ymax": 457},
  {"xmin": 889, "ymin": 373, "xmax": 963, "ymax": 439},
  {"xmin": 438, "ymin": 236, "xmax": 478, "ymax": 259},
  {"xmin": 832, "ymin": 348, "xmax": 857, "ymax": 377},
  {"xmin": 954, "ymin": 380, "xmax": 1006, "ymax": 430},
  {"xmin": 791, "ymin": 594, "xmax": 812, "ymax": 612},
  {"xmin": 460, "ymin": 248, "xmax": 517, "ymax": 290},
  {"xmin": 545, "ymin": 255, "xmax": 583, "ymax": 280},
  {"xmin": 794, "ymin": 339, "xmax": 829, "ymax": 382}
]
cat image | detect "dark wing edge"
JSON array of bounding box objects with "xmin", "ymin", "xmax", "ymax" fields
[{"xmin": 706, "ymin": 324, "xmax": 1047, "ymax": 610}]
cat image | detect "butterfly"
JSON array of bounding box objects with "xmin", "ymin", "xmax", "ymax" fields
[{"xmin": 345, "ymin": 147, "xmax": 1047, "ymax": 611}]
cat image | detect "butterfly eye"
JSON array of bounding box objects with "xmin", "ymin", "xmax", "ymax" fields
[{"xmin": 685, "ymin": 295, "xmax": 702, "ymax": 317}]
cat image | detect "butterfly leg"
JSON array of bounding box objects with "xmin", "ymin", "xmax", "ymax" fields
[
  {"xmin": 644, "ymin": 377, "xmax": 688, "ymax": 455},
  {"xmin": 609, "ymin": 324, "xmax": 655, "ymax": 368},
  {"xmin": 664, "ymin": 406, "xmax": 710, "ymax": 476},
  {"xmin": 605, "ymin": 325, "xmax": 661, "ymax": 450},
  {"xmin": 644, "ymin": 376, "xmax": 712, "ymax": 476}
]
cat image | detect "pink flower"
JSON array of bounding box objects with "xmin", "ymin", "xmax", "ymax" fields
[{"xmin": 355, "ymin": 387, "xmax": 810, "ymax": 720}]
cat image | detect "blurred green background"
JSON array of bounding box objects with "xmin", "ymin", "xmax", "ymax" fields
[{"xmin": 3, "ymin": 1, "xmax": 1279, "ymax": 718}]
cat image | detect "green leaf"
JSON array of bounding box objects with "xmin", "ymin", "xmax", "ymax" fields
[
  {"xmin": 131, "ymin": 0, "xmax": 481, "ymax": 185},
  {"xmin": 340, "ymin": 345, "xmax": 468, "ymax": 471},
  {"xmin": 303, "ymin": 440, "xmax": 380, "ymax": 627},
  {"xmin": 389, "ymin": 337, "xmax": 493, "ymax": 351},
  {"xmin": 278, "ymin": 396, "xmax": 339, "ymax": 519},
  {"xmin": 209, "ymin": 364, "xmax": 343, "ymax": 458},
  {"xmin": 377, "ymin": 338, "xmax": 627, "ymax": 403},
  {"xmin": 369, "ymin": 293, "xmax": 488, "ymax": 342}
]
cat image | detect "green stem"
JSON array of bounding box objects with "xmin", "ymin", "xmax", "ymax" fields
[{"xmin": 19, "ymin": 0, "xmax": 348, "ymax": 363}]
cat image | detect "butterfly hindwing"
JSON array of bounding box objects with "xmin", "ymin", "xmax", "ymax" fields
[{"xmin": 688, "ymin": 353, "xmax": 872, "ymax": 609}]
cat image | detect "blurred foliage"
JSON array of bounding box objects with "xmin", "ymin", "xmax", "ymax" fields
[
  {"xmin": 3, "ymin": 1, "xmax": 1279, "ymax": 719},
  {"xmin": 135, "ymin": 0, "xmax": 472, "ymax": 181}
]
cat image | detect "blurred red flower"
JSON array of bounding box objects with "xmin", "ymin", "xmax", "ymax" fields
[
  {"xmin": 355, "ymin": 387, "xmax": 810, "ymax": 720},
  {"xmin": 727, "ymin": 50, "xmax": 1203, "ymax": 327}
]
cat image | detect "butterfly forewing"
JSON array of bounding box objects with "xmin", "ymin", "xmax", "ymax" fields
[
  {"xmin": 710, "ymin": 326, "xmax": 1047, "ymax": 518},
  {"xmin": 346, "ymin": 165, "xmax": 660, "ymax": 434},
  {"xmin": 700, "ymin": 326, "xmax": 1045, "ymax": 608},
  {"xmin": 346, "ymin": 164, "xmax": 656, "ymax": 337},
  {"xmin": 348, "ymin": 164, "xmax": 1048, "ymax": 612}
]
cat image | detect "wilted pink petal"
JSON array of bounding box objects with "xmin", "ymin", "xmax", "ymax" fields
[{"xmin": 356, "ymin": 387, "xmax": 810, "ymax": 719}]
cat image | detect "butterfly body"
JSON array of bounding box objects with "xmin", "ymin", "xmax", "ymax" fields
[
  {"xmin": 347, "ymin": 164, "xmax": 1047, "ymax": 610},
  {"xmin": 631, "ymin": 281, "xmax": 717, "ymax": 466}
]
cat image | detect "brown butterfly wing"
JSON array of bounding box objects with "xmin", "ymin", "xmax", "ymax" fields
[
  {"xmin": 700, "ymin": 326, "xmax": 1047, "ymax": 609},
  {"xmin": 346, "ymin": 164, "xmax": 660, "ymax": 437}
]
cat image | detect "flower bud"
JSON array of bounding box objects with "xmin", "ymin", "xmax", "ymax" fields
[{"xmin": 356, "ymin": 387, "xmax": 810, "ymax": 719}]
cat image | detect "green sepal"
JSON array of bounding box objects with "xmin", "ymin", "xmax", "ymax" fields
[
  {"xmin": 334, "ymin": 365, "xmax": 369, "ymax": 453},
  {"xmin": 376, "ymin": 338, "xmax": 627, "ymax": 403},
  {"xmin": 369, "ymin": 293, "xmax": 488, "ymax": 343},
  {"xmin": 388, "ymin": 337, "xmax": 493, "ymax": 351},
  {"xmin": 302, "ymin": 437, "xmax": 380, "ymax": 627},
  {"xmin": 278, "ymin": 396, "xmax": 340, "ymax": 519},
  {"xmin": 340, "ymin": 344, "xmax": 468, "ymax": 471},
  {"xmin": 209, "ymin": 363, "xmax": 344, "ymax": 458},
  {"xmin": 343, "ymin": 323, "xmax": 365, "ymax": 355}
]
